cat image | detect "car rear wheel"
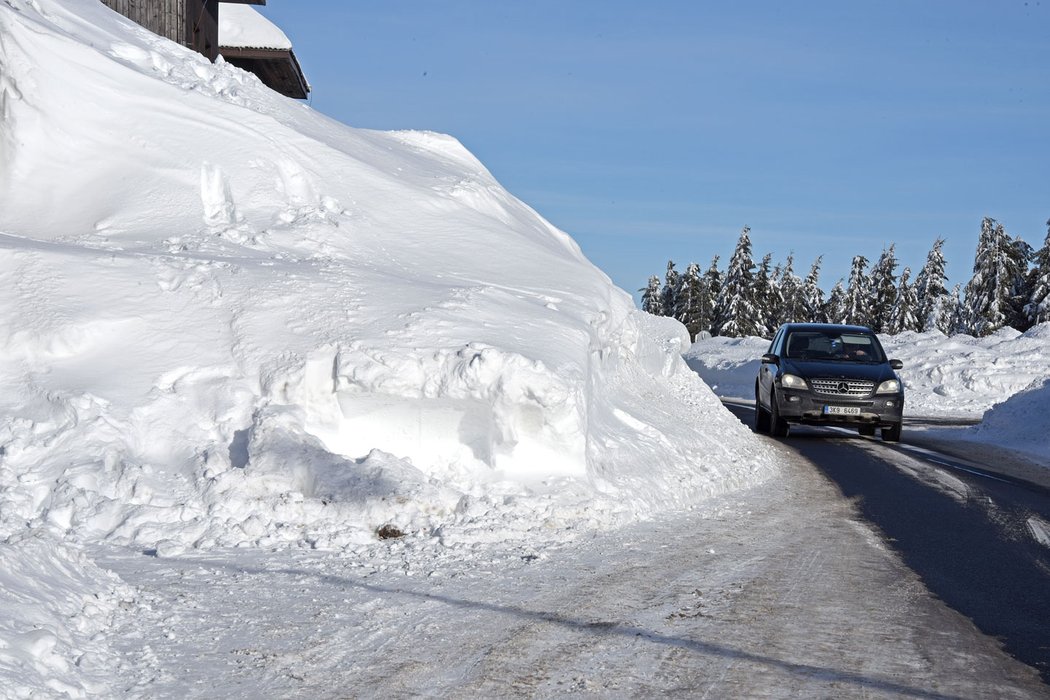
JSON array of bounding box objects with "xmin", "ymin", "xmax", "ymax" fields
[
  {"xmin": 769, "ymin": 390, "xmax": 789, "ymax": 438},
  {"xmin": 881, "ymin": 423, "xmax": 902, "ymax": 442}
]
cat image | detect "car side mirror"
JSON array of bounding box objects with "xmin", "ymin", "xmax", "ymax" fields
[
  {"xmin": 761, "ymin": 353, "xmax": 779, "ymax": 365},
  {"xmin": 889, "ymin": 359, "xmax": 903, "ymax": 370}
]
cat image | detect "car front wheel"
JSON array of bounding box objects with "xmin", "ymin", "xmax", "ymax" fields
[
  {"xmin": 881, "ymin": 423, "xmax": 902, "ymax": 442},
  {"xmin": 769, "ymin": 390, "xmax": 789, "ymax": 438},
  {"xmin": 754, "ymin": 387, "xmax": 771, "ymax": 433}
]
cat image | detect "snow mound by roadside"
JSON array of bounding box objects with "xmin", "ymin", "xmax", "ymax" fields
[
  {"xmin": 683, "ymin": 335, "xmax": 768, "ymax": 400},
  {"xmin": 0, "ymin": 533, "xmax": 132, "ymax": 698},
  {"xmin": 881, "ymin": 326, "xmax": 1050, "ymax": 418},
  {"xmin": 0, "ymin": 7, "xmax": 774, "ymax": 692},
  {"xmin": 686, "ymin": 324, "xmax": 1050, "ymax": 420},
  {"xmin": 0, "ymin": 0, "xmax": 772, "ymax": 561},
  {"xmin": 967, "ymin": 376, "xmax": 1050, "ymax": 459}
]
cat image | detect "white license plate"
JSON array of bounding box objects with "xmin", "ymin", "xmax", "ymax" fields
[{"xmin": 824, "ymin": 405, "xmax": 862, "ymax": 416}]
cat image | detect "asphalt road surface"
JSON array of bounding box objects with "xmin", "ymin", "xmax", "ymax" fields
[{"xmin": 724, "ymin": 400, "xmax": 1050, "ymax": 687}]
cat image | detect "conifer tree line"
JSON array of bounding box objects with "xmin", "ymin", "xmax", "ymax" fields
[{"xmin": 641, "ymin": 218, "xmax": 1050, "ymax": 341}]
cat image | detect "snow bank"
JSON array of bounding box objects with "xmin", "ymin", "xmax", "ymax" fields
[
  {"xmin": 966, "ymin": 374, "xmax": 1050, "ymax": 460},
  {"xmin": 0, "ymin": 0, "xmax": 771, "ymax": 558},
  {"xmin": 0, "ymin": 532, "xmax": 131, "ymax": 698},
  {"xmin": 881, "ymin": 325, "xmax": 1050, "ymax": 418},
  {"xmin": 683, "ymin": 335, "xmax": 768, "ymax": 401},
  {"xmin": 0, "ymin": 6, "xmax": 774, "ymax": 691},
  {"xmin": 685, "ymin": 324, "xmax": 1050, "ymax": 421},
  {"xmin": 970, "ymin": 376, "xmax": 1050, "ymax": 454}
]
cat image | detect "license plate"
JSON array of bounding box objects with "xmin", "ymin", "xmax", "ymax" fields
[{"xmin": 824, "ymin": 405, "xmax": 862, "ymax": 416}]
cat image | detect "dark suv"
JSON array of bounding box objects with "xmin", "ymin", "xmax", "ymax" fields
[{"xmin": 755, "ymin": 323, "xmax": 904, "ymax": 441}]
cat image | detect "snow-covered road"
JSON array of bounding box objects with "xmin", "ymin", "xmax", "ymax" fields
[{"xmin": 97, "ymin": 439, "xmax": 1047, "ymax": 698}]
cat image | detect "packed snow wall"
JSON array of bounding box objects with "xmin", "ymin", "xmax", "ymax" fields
[{"xmin": 0, "ymin": 0, "xmax": 772, "ymax": 552}]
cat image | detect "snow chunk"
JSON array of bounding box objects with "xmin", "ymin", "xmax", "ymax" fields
[{"xmin": 279, "ymin": 342, "xmax": 586, "ymax": 482}]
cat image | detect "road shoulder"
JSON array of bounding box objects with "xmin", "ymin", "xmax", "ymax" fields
[
  {"xmin": 97, "ymin": 441, "xmax": 1048, "ymax": 697},
  {"xmin": 905, "ymin": 426, "xmax": 1050, "ymax": 492}
]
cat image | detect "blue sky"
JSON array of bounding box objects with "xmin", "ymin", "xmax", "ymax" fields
[{"xmin": 260, "ymin": 1, "xmax": 1049, "ymax": 299}]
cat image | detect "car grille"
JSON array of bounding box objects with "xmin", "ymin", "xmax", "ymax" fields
[{"xmin": 810, "ymin": 378, "xmax": 875, "ymax": 397}]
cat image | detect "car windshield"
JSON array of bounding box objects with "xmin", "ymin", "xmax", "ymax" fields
[{"xmin": 783, "ymin": 331, "xmax": 885, "ymax": 363}]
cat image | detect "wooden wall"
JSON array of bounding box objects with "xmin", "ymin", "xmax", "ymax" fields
[
  {"xmin": 100, "ymin": 1, "xmax": 221, "ymax": 60},
  {"xmin": 187, "ymin": 0, "xmax": 220, "ymax": 60},
  {"xmin": 100, "ymin": 0, "xmax": 186, "ymax": 47}
]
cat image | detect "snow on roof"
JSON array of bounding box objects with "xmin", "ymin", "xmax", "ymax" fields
[{"xmin": 219, "ymin": 3, "xmax": 292, "ymax": 50}]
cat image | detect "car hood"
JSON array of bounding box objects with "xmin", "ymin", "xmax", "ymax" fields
[{"xmin": 782, "ymin": 359, "xmax": 897, "ymax": 383}]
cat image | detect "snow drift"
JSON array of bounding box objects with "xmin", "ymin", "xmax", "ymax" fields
[
  {"xmin": 965, "ymin": 324, "xmax": 1050, "ymax": 457},
  {"xmin": 969, "ymin": 375, "xmax": 1050, "ymax": 457},
  {"xmin": 0, "ymin": 0, "xmax": 771, "ymax": 556},
  {"xmin": 1, "ymin": 6, "xmax": 775, "ymax": 688},
  {"xmin": 0, "ymin": 534, "xmax": 131, "ymax": 698}
]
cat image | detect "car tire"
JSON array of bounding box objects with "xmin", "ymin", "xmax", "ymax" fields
[
  {"xmin": 769, "ymin": 390, "xmax": 789, "ymax": 438},
  {"xmin": 859, "ymin": 425, "xmax": 876, "ymax": 437},
  {"xmin": 881, "ymin": 423, "xmax": 902, "ymax": 442},
  {"xmin": 754, "ymin": 387, "xmax": 771, "ymax": 433}
]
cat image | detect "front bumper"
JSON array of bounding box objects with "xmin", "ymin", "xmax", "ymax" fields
[{"xmin": 776, "ymin": 389, "xmax": 904, "ymax": 427}]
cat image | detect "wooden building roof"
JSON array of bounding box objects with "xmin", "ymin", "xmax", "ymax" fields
[
  {"xmin": 99, "ymin": 0, "xmax": 309, "ymax": 100},
  {"xmin": 218, "ymin": 4, "xmax": 310, "ymax": 99}
]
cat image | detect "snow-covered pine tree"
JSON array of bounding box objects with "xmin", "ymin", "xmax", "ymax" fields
[
  {"xmin": 801, "ymin": 256, "xmax": 825, "ymax": 323},
  {"xmin": 962, "ymin": 218, "xmax": 1031, "ymax": 335},
  {"xmin": 914, "ymin": 238, "xmax": 951, "ymax": 333},
  {"xmin": 776, "ymin": 253, "xmax": 805, "ymax": 325},
  {"xmin": 640, "ymin": 274, "xmax": 663, "ymax": 315},
  {"xmin": 823, "ymin": 280, "xmax": 847, "ymax": 324},
  {"xmin": 771, "ymin": 258, "xmax": 783, "ymax": 325},
  {"xmin": 961, "ymin": 218, "xmax": 996, "ymax": 335},
  {"xmin": 947, "ymin": 284, "xmax": 966, "ymax": 335},
  {"xmin": 1007, "ymin": 235, "xmax": 1034, "ymax": 331},
  {"xmin": 660, "ymin": 260, "xmax": 680, "ymax": 319},
  {"xmin": 869, "ymin": 245, "xmax": 899, "ymax": 333},
  {"xmin": 886, "ymin": 267, "xmax": 920, "ymax": 335},
  {"xmin": 842, "ymin": 255, "xmax": 872, "ymax": 327},
  {"xmin": 753, "ymin": 253, "xmax": 781, "ymax": 336},
  {"xmin": 701, "ymin": 255, "xmax": 722, "ymax": 333},
  {"xmin": 713, "ymin": 226, "xmax": 763, "ymax": 337},
  {"xmin": 704, "ymin": 256, "xmax": 722, "ymax": 302},
  {"xmin": 674, "ymin": 262, "xmax": 707, "ymax": 341},
  {"xmin": 1025, "ymin": 219, "xmax": 1050, "ymax": 326}
]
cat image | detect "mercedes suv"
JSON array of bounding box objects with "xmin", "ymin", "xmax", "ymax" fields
[{"xmin": 755, "ymin": 323, "xmax": 904, "ymax": 441}]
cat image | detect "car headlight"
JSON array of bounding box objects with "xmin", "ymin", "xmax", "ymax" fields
[
  {"xmin": 876, "ymin": 379, "xmax": 901, "ymax": 394},
  {"xmin": 780, "ymin": 373, "xmax": 808, "ymax": 390}
]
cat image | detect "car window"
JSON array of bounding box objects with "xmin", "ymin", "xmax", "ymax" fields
[
  {"xmin": 785, "ymin": 331, "xmax": 885, "ymax": 362},
  {"xmin": 768, "ymin": 328, "xmax": 783, "ymax": 355}
]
